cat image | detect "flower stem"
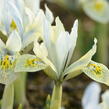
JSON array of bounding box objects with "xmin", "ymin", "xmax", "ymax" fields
[
  {"xmin": 14, "ymin": 72, "xmax": 27, "ymax": 106},
  {"xmin": 50, "ymin": 82, "xmax": 62, "ymax": 109},
  {"xmin": 1, "ymin": 83, "xmax": 14, "ymax": 109},
  {"xmin": 94, "ymin": 23, "xmax": 108, "ymax": 65}
]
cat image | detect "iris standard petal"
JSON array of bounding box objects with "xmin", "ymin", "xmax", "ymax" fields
[
  {"xmin": 45, "ymin": 4, "xmax": 54, "ymax": 24},
  {"xmin": 8, "ymin": 1, "xmax": 24, "ymax": 35},
  {"xmin": 51, "ymin": 17, "xmax": 65, "ymax": 43},
  {"xmin": 6, "ymin": 31, "xmax": 22, "ymax": 52},
  {"xmin": 24, "ymin": 0, "xmax": 40, "ymax": 15},
  {"xmin": 66, "ymin": 20, "xmax": 78, "ymax": 67},
  {"xmin": 0, "ymin": 0, "xmax": 12, "ymax": 35},
  {"xmin": 55, "ymin": 31, "xmax": 71, "ymax": 73},
  {"xmin": 63, "ymin": 38, "xmax": 97, "ymax": 80},
  {"xmin": 43, "ymin": 19, "xmax": 59, "ymax": 68}
]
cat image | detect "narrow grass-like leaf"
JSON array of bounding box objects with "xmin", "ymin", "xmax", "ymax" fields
[{"xmin": 1, "ymin": 83, "xmax": 14, "ymax": 109}]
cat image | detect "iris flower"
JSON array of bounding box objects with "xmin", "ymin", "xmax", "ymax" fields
[
  {"xmin": 0, "ymin": 31, "xmax": 21, "ymax": 85},
  {"xmin": 0, "ymin": 30, "xmax": 46, "ymax": 85},
  {"xmin": 30, "ymin": 17, "xmax": 109, "ymax": 85},
  {"xmin": 0, "ymin": 1, "xmax": 49, "ymax": 106},
  {"xmin": 26, "ymin": 17, "xmax": 109, "ymax": 109},
  {"xmin": 82, "ymin": 82, "xmax": 109, "ymax": 109},
  {"xmin": 14, "ymin": 17, "xmax": 109, "ymax": 109},
  {"xmin": 14, "ymin": 17, "xmax": 108, "ymax": 109},
  {"xmin": 81, "ymin": 0, "xmax": 109, "ymax": 23},
  {"xmin": 0, "ymin": 0, "xmax": 54, "ymax": 49}
]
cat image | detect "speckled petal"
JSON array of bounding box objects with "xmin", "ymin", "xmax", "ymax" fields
[
  {"xmin": 15, "ymin": 54, "xmax": 47, "ymax": 72},
  {"xmin": 82, "ymin": 60, "xmax": 109, "ymax": 86}
]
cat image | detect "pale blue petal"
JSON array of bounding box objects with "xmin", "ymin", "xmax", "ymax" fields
[
  {"xmin": 8, "ymin": 1, "xmax": 24, "ymax": 36},
  {"xmin": 0, "ymin": 0, "xmax": 12, "ymax": 35},
  {"xmin": 82, "ymin": 82, "xmax": 101, "ymax": 109}
]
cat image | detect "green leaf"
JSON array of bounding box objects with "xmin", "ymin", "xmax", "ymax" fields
[
  {"xmin": 14, "ymin": 72, "xmax": 27, "ymax": 105},
  {"xmin": 44, "ymin": 95, "xmax": 51, "ymax": 109},
  {"xmin": 1, "ymin": 83, "xmax": 14, "ymax": 109},
  {"xmin": 82, "ymin": 60, "xmax": 109, "ymax": 86},
  {"xmin": 18, "ymin": 104, "xmax": 23, "ymax": 109},
  {"xmin": 0, "ymin": 99, "xmax": 2, "ymax": 108},
  {"xmin": 0, "ymin": 31, "xmax": 7, "ymax": 43},
  {"xmin": 15, "ymin": 54, "xmax": 47, "ymax": 72}
]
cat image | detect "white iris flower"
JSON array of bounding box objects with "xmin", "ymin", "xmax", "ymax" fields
[
  {"xmin": 0, "ymin": 30, "xmax": 46, "ymax": 85},
  {"xmin": 0, "ymin": 0, "xmax": 49, "ymax": 84},
  {"xmin": 82, "ymin": 82, "xmax": 109, "ymax": 109},
  {"xmin": 30, "ymin": 17, "xmax": 109, "ymax": 85},
  {"xmin": 0, "ymin": 31, "xmax": 21, "ymax": 85},
  {"xmin": 0, "ymin": 0, "xmax": 54, "ymax": 49},
  {"xmin": 81, "ymin": 0, "xmax": 109, "ymax": 23}
]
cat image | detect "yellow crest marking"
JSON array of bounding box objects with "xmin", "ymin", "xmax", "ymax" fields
[
  {"xmin": 25, "ymin": 58, "xmax": 43, "ymax": 67},
  {"xmin": 0, "ymin": 55, "xmax": 15, "ymax": 70},
  {"xmin": 94, "ymin": 1, "xmax": 105, "ymax": 12},
  {"xmin": 88, "ymin": 64, "xmax": 103, "ymax": 76},
  {"xmin": 10, "ymin": 20, "xmax": 17, "ymax": 30}
]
